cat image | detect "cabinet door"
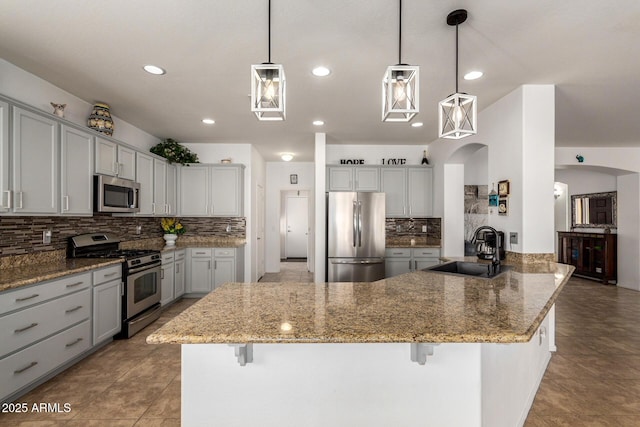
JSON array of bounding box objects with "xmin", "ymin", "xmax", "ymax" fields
[
  {"xmin": 61, "ymin": 125, "xmax": 93, "ymax": 215},
  {"xmin": 93, "ymin": 279, "xmax": 122, "ymax": 344},
  {"xmin": 95, "ymin": 137, "xmax": 117, "ymax": 176},
  {"xmin": 12, "ymin": 107, "xmax": 59, "ymax": 214},
  {"xmin": 188, "ymin": 257, "xmax": 213, "ymax": 293},
  {"xmin": 213, "ymin": 258, "xmax": 235, "ymax": 289},
  {"xmin": 117, "ymin": 145, "xmax": 136, "ymax": 180},
  {"xmin": 136, "ymin": 152, "xmax": 154, "ymax": 215},
  {"xmin": 210, "ymin": 166, "xmax": 242, "ymax": 216},
  {"xmin": 385, "ymin": 258, "xmax": 412, "ymax": 278},
  {"xmin": 327, "ymin": 167, "xmax": 353, "ymax": 191},
  {"xmin": 354, "ymin": 167, "xmax": 379, "ymax": 192},
  {"xmin": 414, "ymin": 258, "xmax": 439, "ymax": 271},
  {"xmin": 153, "ymin": 158, "xmax": 167, "ymax": 216},
  {"xmin": 179, "ymin": 166, "xmax": 209, "ymax": 216},
  {"xmin": 0, "ymin": 100, "xmax": 9, "ymax": 212},
  {"xmin": 160, "ymin": 263, "xmax": 175, "ymax": 306},
  {"xmin": 381, "ymin": 168, "xmax": 407, "ymax": 217},
  {"xmin": 175, "ymin": 258, "xmax": 186, "ymax": 298},
  {"xmin": 166, "ymin": 164, "xmax": 177, "ymax": 216},
  {"xmin": 407, "ymin": 167, "xmax": 433, "ymax": 217}
]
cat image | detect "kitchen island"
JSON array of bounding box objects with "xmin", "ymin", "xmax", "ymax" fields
[{"xmin": 148, "ymin": 260, "xmax": 574, "ymax": 427}]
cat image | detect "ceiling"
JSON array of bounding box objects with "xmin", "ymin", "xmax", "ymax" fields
[{"xmin": 1, "ymin": 1, "xmax": 639, "ymax": 162}]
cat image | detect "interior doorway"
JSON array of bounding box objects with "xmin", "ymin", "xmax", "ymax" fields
[{"xmin": 280, "ymin": 190, "xmax": 310, "ymax": 265}]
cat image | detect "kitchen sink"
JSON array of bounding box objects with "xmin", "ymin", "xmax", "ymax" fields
[{"xmin": 424, "ymin": 261, "xmax": 512, "ymax": 279}]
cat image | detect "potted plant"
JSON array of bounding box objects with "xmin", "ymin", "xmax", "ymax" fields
[
  {"xmin": 150, "ymin": 138, "xmax": 199, "ymax": 165},
  {"xmin": 161, "ymin": 217, "xmax": 185, "ymax": 246}
]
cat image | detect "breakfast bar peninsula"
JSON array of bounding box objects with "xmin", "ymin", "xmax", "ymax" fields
[{"xmin": 148, "ymin": 260, "xmax": 574, "ymax": 427}]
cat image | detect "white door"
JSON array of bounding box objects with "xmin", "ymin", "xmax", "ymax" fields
[
  {"xmin": 285, "ymin": 195, "xmax": 309, "ymax": 258},
  {"xmin": 257, "ymin": 184, "xmax": 265, "ymax": 280}
]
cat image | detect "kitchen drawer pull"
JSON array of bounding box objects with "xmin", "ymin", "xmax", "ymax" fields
[
  {"xmin": 393, "ymin": 252, "xmax": 404, "ymax": 255},
  {"xmin": 103, "ymin": 272, "xmax": 118, "ymax": 277},
  {"xmin": 15, "ymin": 294, "xmax": 40, "ymax": 302},
  {"xmin": 195, "ymin": 251, "xmax": 207, "ymax": 255},
  {"xmin": 65, "ymin": 337, "xmax": 84, "ymax": 348},
  {"xmin": 14, "ymin": 361, "xmax": 38, "ymax": 374},
  {"xmin": 15, "ymin": 323, "xmax": 39, "ymax": 333},
  {"xmin": 66, "ymin": 281, "xmax": 84, "ymax": 288},
  {"xmin": 65, "ymin": 305, "xmax": 83, "ymax": 314}
]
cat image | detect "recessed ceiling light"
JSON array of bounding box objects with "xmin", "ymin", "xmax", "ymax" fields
[
  {"xmin": 411, "ymin": 122, "xmax": 424, "ymax": 128},
  {"xmin": 312, "ymin": 66, "xmax": 331, "ymax": 77},
  {"xmin": 281, "ymin": 153, "xmax": 294, "ymax": 162},
  {"xmin": 313, "ymin": 120, "xmax": 325, "ymax": 126},
  {"xmin": 464, "ymin": 70, "xmax": 483, "ymax": 80},
  {"xmin": 143, "ymin": 65, "xmax": 166, "ymax": 75},
  {"xmin": 202, "ymin": 118, "xmax": 215, "ymax": 124}
]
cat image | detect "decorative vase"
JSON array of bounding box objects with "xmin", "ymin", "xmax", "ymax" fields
[
  {"xmin": 88, "ymin": 102, "xmax": 115, "ymax": 136},
  {"xmin": 163, "ymin": 234, "xmax": 178, "ymax": 246}
]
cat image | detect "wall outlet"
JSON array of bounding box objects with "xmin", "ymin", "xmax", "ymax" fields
[
  {"xmin": 43, "ymin": 230, "xmax": 52, "ymax": 244},
  {"xmin": 396, "ymin": 225, "xmax": 402, "ymax": 232},
  {"xmin": 510, "ymin": 232, "xmax": 518, "ymax": 244},
  {"xmin": 421, "ymin": 225, "xmax": 427, "ymax": 233},
  {"xmin": 136, "ymin": 225, "xmax": 142, "ymax": 235}
]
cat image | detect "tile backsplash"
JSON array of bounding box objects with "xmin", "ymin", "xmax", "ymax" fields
[
  {"xmin": 0, "ymin": 215, "xmax": 246, "ymax": 257},
  {"xmin": 386, "ymin": 218, "xmax": 441, "ymax": 240}
]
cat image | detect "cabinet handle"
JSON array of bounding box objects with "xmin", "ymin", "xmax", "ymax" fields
[
  {"xmin": 66, "ymin": 281, "xmax": 84, "ymax": 288},
  {"xmin": 63, "ymin": 195, "xmax": 70, "ymax": 212},
  {"xmin": 214, "ymin": 260, "xmax": 217, "ymax": 270},
  {"xmin": 161, "ymin": 268, "xmax": 165, "ymax": 279},
  {"xmin": 414, "ymin": 260, "xmax": 418, "ymax": 270},
  {"xmin": 409, "ymin": 260, "xmax": 412, "ymax": 269},
  {"xmin": 113, "ymin": 162, "xmax": 118, "ymax": 175},
  {"xmin": 393, "ymin": 252, "xmax": 403, "ymax": 255},
  {"xmin": 165, "ymin": 204, "xmax": 168, "ymax": 214},
  {"xmin": 17, "ymin": 191, "xmax": 24, "ymax": 209},
  {"xmin": 65, "ymin": 337, "xmax": 84, "ymax": 348},
  {"xmin": 208, "ymin": 261, "xmax": 211, "ymax": 270},
  {"xmin": 2, "ymin": 190, "xmax": 11, "ymax": 209},
  {"xmin": 104, "ymin": 272, "xmax": 118, "ymax": 277},
  {"xmin": 152, "ymin": 203, "xmax": 156, "ymax": 214},
  {"xmin": 409, "ymin": 205, "xmax": 412, "ymax": 216},
  {"xmin": 210, "ymin": 204, "xmax": 214, "ymax": 215},
  {"xmin": 14, "ymin": 361, "xmax": 38, "ymax": 374},
  {"xmin": 195, "ymin": 251, "xmax": 207, "ymax": 255},
  {"xmin": 15, "ymin": 323, "xmax": 38, "ymax": 333},
  {"xmin": 176, "ymin": 264, "xmax": 180, "ymax": 274},
  {"xmin": 65, "ymin": 305, "xmax": 83, "ymax": 314},
  {"xmin": 403, "ymin": 206, "xmax": 406, "ymax": 215},
  {"xmin": 119, "ymin": 163, "xmax": 123, "ymax": 175},
  {"xmin": 16, "ymin": 294, "xmax": 39, "ymax": 302}
]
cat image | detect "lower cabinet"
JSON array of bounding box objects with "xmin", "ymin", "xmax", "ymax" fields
[
  {"xmin": 92, "ymin": 265, "xmax": 122, "ymax": 345},
  {"xmin": 174, "ymin": 249, "xmax": 186, "ymax": 298},
  {"xmin": 385, "ymin": 247, "xmax": 441, "ymax": 278},
  {"xmin": 161, "ymin": 252, "xmax": 176, "ymax": 306},
  {"xmin": 186, "ymin": 247, "xmax": 243, "ymax": 294}
]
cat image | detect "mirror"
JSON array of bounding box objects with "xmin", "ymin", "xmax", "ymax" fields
[{"xmin": 571, "ymin": 191, "xmax": 617, "ymax": 229}]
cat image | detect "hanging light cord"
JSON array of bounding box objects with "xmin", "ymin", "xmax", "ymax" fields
[
  {"xmin": 267, "ymin": 0, "xmax": 272, "ymax": 63},
  {"xmin": 455, "ymin": 20, "xmax": 459, "ymax": 93}
]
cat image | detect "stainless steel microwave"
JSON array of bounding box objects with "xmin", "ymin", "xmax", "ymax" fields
[{"xmin": 94, "ymin": 175, "xmax": 140, "ymax": 213}]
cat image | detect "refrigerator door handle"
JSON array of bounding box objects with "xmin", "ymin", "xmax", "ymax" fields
[
  {"xmin": 357, "ymin": 201, "xmax": 363, "ymax": 247},
  {"xmin": 331, "ymin": 259, "xmax": 384, "ymax": 265},
  {"xmin": 352, "ymin": 200, "xmax": 358, "ymax": 247}
]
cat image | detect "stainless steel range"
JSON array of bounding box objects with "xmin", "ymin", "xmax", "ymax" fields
[{"xmin": 68, "ymin": 233, "xmax": 162, "ymax": 338}]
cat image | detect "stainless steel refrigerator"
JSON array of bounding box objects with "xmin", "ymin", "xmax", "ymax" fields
[{"xmin": 327, "ymin": 192, "xmax": 386, "ymax": 282}]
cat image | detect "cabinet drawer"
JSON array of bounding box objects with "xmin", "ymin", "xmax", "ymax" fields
[
  {"xmin": 385, "ymin": 248, "xmax": 411, "ymax": 258},
  {"xmin": 191, "ymin": 248, "xmax": 212, "ymax": 258},
  {"xmin": 214, "ymin": 248, "xmax": 235, "ymax": 258},
  {"xmin": 0, "ymin": 320, "xmax": 91, "ymax": 403},
  {"xmin": 162, "ymin": 252, "xmax": 176, "ymax": 264},
  {"xmin": 0, "ymin": 272, "xmax": 91, "ymax": 316},
  {"xmin": 92, "ymin": 265, "xmax": 122, "ymax": 285},
  {"xmin": 0, "ymin": 289, "xmax": 90, "ymax": 358},
  {"xmin": 174, "ymin": 249, "xmax": 186, "ymax": 261},
  {"xmin": 412, "ymin": 248, "xmax": 440, "ymax": 258}
]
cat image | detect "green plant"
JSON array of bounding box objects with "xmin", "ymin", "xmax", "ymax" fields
[
  {"xmin": 161, "ymin": 217, "xmax": 186, "ymax": 235},
  {"xmin": 150, "ymin": 138, "xmax": 199, "ymax": 165}
]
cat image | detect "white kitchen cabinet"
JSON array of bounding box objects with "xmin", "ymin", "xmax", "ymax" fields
[
  {"xmin": 154, "ymin": 158, "xmax": 167, "ymax": 216},
  {"xmin": 412, "ymin": 247, "xmax": 440, "ymax": 270},
  {"xmin": 380, "ymin": 166, "xmax": 433, "ymax": 218},
  {"xmin": 174, "ymin": 249, "xmax": 186, "ymax": 298},
  {"xmin": 11, "ymin": 107, "xmax": 59, "ymax": 214},
  {"xmin": 166, "ymin": 163, "xmax": 177, "ymax": 216},
  {"xmin": 407, "ymin": 167, "xmax": 433, "ymax": 217},
  {"xmin": 380, "ymin": 168, "xmax": 407, "ymax": 217},
  {"xmin": 60, "ymin": 125, "xmax": 94, "ymax": 215},
  {"xmin": 179, "ymin": 164, "xmax": 244, "ymax": 217},
  {"xmin": 213, "ymin": 248, "xmax": 235, "ymax": 289},
  {"xmin": 186, "ymin": 247, "xmax": 242, "ymax": 294},
  {"xmin": 161, "ymin": 252, "xmax": 175, "ymax": 306},
  {"xmin": 92, "ymin": 264, "xmax": 122, "ymax": 344},
  {"xmin": 0, "ymin": 99, "xmax": 9, "ymax": 212},
  {"xmin": 384, "ymin": 247, "xmax": 440, "ymax": 278},
  {"xmin": 136, "ymin": 151, "xmax": 154, "ymax": 216},
  {"xmin": 327, "ymin": 166, "xmax": 380, "ymax": 192},
  {"xmin": 95, "ymin": 137, "xmax": 136, "ymax": 180}
]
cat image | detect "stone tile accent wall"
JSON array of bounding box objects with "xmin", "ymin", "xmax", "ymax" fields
[
  {"xmin": 385, "ymin": 218, "xmax": 441, "ymax": 240},
  {"xmin": 0, "ymin": 215, "xmax": 246, "ymax": 257}
]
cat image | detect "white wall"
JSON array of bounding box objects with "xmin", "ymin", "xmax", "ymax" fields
[
  {"xmin": 265, "ymin": 162, "xmax": 315, "ymax": 272},
  {"xmin": 443, "ymin": 164, "xmax": 465, "ymax": 257},
  {"xmin": 464, "ymin": 146, "xmax": 488, "ymax": 185},
  {"xmin": 555, "ymin": 169, "xmax": 617, "ymax": 195},
  {"xmin": 0, "ymin": 59, "xmax": 159, "ymax": 150},
  {"xmin": 326, "ymin": 144, "xmax": 431, "ymax": 166},
  {"xmin": 251, "ymin": 146, "xmax": 266, "ymax": 282}
]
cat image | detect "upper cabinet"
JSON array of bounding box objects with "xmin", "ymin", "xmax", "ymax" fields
[
  {"xmin": 0, "ymin": 100, "xmax": 9, "ymax": 213},
  {"xmin": 60, "ymin": 125, "xmax": 94, "ymax": 215},
  {"xmin": 407, "ymin": 167, "xmax": 433, "ymax": 217},
  {"xmin": 380, "ymin": 168, "xmax": 407, "ymax": 217},
  {"xmin": 166, "ymin": 164, "xmax": 177, "ymax": 216},
  {"xmin": 11, "ymin": 107, "xmax": 59, "ymax": 214},
  {"xmin": 153, "ymin": 158, "xmax": 167, "ymax": 216},
  {"xmin": 380, "ymin": 166, "xmax": 433, "ymax": 218},
  {"xmin": 327, "ymin": 166, "xmax": 380, "ymax": 192},
  {"xmin": 179, "ymin": 164, "xmax": 244, "ymax": 217},
  {"xmin": 95, "ymin": 137, "xmax": 135, "ymax": 181},
  {"xmin": 135, "ymin": 152, "xmax": 154, "ymax": 216}
]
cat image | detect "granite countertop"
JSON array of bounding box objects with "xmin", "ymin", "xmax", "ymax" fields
[
  {"xmin": 147, "ymin": 261, "xmax": 575, "ymax": 345},
  {"xmin": 122, "ymin": 237, "xmax": 247, "ymax": 252},
  {"xmin": 0, "ymin": 258, "xmax": 123, "ymax": 293}
]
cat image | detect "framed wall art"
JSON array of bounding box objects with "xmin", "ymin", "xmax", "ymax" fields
[
  {"xmin": 498, "ymin": 180, "xmax": 510, "ymax": 196},
  {"xmin": 498, "ymin": 197, "xmax": 509, "ymax": 215},
  {"xmin": 290, "ymin": 174, "xmax": 298, "ymax": 184}
]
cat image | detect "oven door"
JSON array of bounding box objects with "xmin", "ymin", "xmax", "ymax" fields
[{"xmin": 125, "ymin": 264, "xmax": 161, "ymax": 319}]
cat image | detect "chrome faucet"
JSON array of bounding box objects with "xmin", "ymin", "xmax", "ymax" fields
[{"xmin": 473, "ymin": 226, "xmax": 501, "ymax": 276}]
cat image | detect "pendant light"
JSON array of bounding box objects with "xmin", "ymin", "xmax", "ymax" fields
[
  {"xmin": 438, "ymin": 9, "xmax": 477, "ymax": 139},
  {"xmin": 382, "ymin": 0, "xmax": 419, "ymax": 122},
  {"xmin": 251, "ymin": 0, "xmax": 286, "ymax": 121}
]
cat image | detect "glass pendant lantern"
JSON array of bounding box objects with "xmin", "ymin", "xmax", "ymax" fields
[{"xmin": 438, "ymin": 9, "xmax": 477, "ymax": 139}]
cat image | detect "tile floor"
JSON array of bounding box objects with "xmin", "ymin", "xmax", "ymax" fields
[
  {"xmin": 258, "ymin": 260, "xmax": 314, "ymax": 283},
  {"xmin": 2, "ymin": 271, "xmax": 640, "ymax": 426}
]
